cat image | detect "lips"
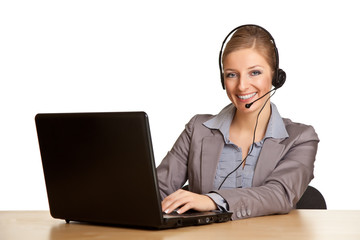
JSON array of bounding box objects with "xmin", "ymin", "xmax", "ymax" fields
[{"xmin": 237, "ymin": 92, "xmax": 256, "ymax": 100}]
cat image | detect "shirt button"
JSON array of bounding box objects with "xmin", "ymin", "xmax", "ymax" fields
[
  {"xmin": 241, "ymin": 208, "xmax": 247, "ymax": 217},
  {"xmin": 247, "ymin": 209, "xmax": 252, "ymax": 216},
  {"xmin": 236, "ymin": 211, "xmax": 242, "ymax": 218}
]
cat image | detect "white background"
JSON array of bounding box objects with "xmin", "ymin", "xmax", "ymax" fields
[{"xmin": 1, "ymin": 0, "xmax": 359, "ymax": 210}]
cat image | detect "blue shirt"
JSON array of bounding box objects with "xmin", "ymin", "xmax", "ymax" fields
[{"xmin": 203, "ymin": 103, "xmax": 288, "ymax": 209}]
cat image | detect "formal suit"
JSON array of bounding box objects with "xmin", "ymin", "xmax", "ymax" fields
[{"xmin": 157, "ymin": 108, "xmax": 319, "ymax": 220}]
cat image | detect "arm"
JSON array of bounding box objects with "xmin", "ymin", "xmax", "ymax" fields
[
  {"xmin": 156, "ymin": 115, "xmax": 196, "ymax": 200},
  {"xmin": 157, "ymin": 115, "xmax": 219, "ymax": 214}
]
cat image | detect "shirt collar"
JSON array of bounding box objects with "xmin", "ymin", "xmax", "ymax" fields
[
  {"xmin": 203, "ymin": 103, "xmax": 289, "ymax": 143},
  {"xmin": 265, "ymin": 103, "xmax": 289, "ymax": 139}
]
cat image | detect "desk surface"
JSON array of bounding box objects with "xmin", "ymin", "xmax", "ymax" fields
[{"xmin": 1, "ymin": 210, "xmax": 360, "ymax": 240}]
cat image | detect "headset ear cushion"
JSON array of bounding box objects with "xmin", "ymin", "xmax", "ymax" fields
[{"xmin": 274, "ymin": 69, "xmax": 286, "ymax": 89}]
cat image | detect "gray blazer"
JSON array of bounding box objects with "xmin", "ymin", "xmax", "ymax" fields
[{"xmin": 157, "ymin": 113, "xmax": 319, "ymax": 220}]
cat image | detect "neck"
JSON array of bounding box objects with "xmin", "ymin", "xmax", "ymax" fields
[{"xmin": 231, "ymin": 102, "xmax": 272, "ymax": 140}]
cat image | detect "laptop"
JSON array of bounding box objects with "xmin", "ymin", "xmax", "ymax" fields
[{"xmin": 35, "ymin": 111, "xmax": 232, "ymax": 229}]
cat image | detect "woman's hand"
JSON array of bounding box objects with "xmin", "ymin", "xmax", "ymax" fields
[{"xmin": 161, "ymin": 189, "xmax": 217, "ymax": 214}]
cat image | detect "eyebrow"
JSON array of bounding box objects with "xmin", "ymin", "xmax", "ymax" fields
[
  {"xmin": 248, "ymin": 65, "xmax": 265, "ymax": 70},
  {"xmin": 224, "ymin": 65, "xmax": 264, "ymax": 72},
  {"xmin": 223, "ymin": 68, "xmax": 237, "ymax": 72}
]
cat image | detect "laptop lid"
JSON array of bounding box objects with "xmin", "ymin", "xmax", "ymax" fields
[{"xmin": 36, "ymin": 112, "xmax": 166, "ymax": 228}]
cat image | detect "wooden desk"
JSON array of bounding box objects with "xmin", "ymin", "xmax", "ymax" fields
[{"xmin": 1, "ymin": 210, "xmax": 359, "ymax": 240}]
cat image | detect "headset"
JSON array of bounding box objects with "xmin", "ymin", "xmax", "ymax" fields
[
  {"xmin": 219, "ymin": 24, "xmax": 286, "ymax": 90},
  {"xmin": 216, "ymin": 25, "xmax": 286, "ymax": 190}
]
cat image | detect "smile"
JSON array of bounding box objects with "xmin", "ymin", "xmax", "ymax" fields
[{"xmin": 237, "ymin": 92, "xmax": 257, "ymax": 100}]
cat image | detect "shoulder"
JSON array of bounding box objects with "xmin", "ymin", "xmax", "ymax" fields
[
  {"xmin": 187, "ymin": 103, "xmax": 235, "ymax": 130},
  {"xmin": 186, "ymin": 114, "xmax": 215, "ymax": 133},
  {"xmin": 282, "ymin": 118, "xmax": 319, "ymax": 143},
  {"xmin": 188, "ymin": 114, "xmax": 214, "ymax": 125}
]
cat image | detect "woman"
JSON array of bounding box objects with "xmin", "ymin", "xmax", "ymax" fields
[{"xmin": 157, "ymin": 24, "xmax": 319, "ymax": 220}]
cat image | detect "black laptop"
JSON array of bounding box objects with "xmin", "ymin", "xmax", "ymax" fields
[{"xmin": 35, "ymin": 111, "xmax": 232, "ymax": 229}]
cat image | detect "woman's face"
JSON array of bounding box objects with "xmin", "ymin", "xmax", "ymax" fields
[{"xmin": 223, "ymin": 48, "xmax": 273, "ymax": 113}]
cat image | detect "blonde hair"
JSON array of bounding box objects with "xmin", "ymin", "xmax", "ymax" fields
[{"xmin": 222, "ymin": 25, "xmax": 277, "ymax": 72}]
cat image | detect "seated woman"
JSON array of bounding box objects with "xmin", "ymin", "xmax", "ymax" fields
[{"xmin": 157, "ymin": 24, "xmax": 319, "ymax": 220}]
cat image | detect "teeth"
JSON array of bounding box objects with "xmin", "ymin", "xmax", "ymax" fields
[{"xmin": 238, "ymin": 93, "xmax": 256, "ymax": 100}]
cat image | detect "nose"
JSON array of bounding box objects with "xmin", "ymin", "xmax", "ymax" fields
[{"xmin": 237, "ymin": 75, "xmax": 250, "ymax": 91}]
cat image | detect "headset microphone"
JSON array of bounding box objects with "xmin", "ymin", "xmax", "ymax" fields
[{"xmin": 245, "ymin": 88, "xmax": 276, "ymax": 109}]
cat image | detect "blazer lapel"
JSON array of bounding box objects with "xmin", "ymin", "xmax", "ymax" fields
[
  {"xmin": 252, "ymin": 138, "xmax": 285, "ymax": 187},
  {"xmin": 200, "ymin": 131, "xmax": 224, "ymax": 193}
]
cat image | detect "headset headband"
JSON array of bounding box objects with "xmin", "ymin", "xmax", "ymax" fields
[{"xmin": 219, "ymin": 24, "xmax": 285, "ymax": 90}]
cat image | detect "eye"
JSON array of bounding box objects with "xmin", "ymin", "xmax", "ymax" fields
[
  {"xmin": 250, "ymin": 70, "xmax": 262, "ymax": 76},
  {"xmin": 225, "ymin": 72, "xmax": 238, "ymax": 78}
]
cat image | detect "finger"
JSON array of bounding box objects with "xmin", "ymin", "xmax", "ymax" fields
[
  {"xmin": 165, "ymin": 192, "xmax": 197, "ymax": 214},
  {"xmin": 161, "ymin": 189, "xmax": 183, "ymax": 211},
  {"xmin": 164, "ymin": 196, "xmax": 190, "ymax": 214},
  {"xmin": 176, "ymin": 194, "xmax": 217, "ymax": 213},
  {"xmin": 162, "ymin": 189, "xmax": 187, "ymax": 213},
  {"xmin": 163, "ymin": 191, "xmax": 195, "ymax": 214},
  {"xmin": 176, "ymin": 202, "xmax": 192, "ymax": 214}
]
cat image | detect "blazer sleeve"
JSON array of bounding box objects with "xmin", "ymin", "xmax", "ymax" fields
[
  {"xmin": 212, "ymin": 124, "xmax": 319, "ymax": 220},
  {"xmin": 156, "ymin": 115, "xmax": 198, "ymax": 200}
]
